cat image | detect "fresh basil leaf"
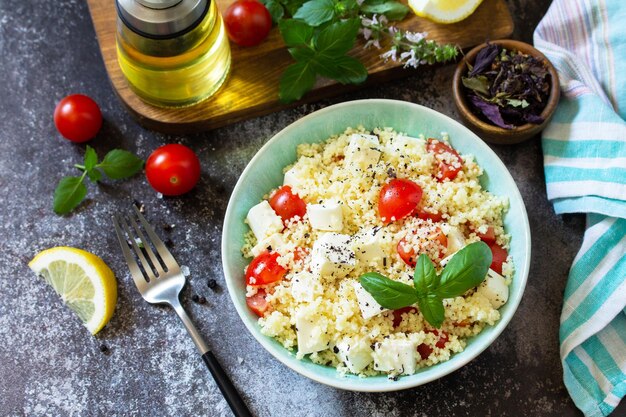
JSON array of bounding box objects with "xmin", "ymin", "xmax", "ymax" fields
[
  {"xmin": 282, "ymin": 0, "xmax": 307, "ymax": 16},
  {"xmin": 413, "ymin": 254, "xmax": 439, "ymax": 296},
  {"xmin": 279, "ymin": 61, "xmax": 317, "ymax": 102},
  {"xmin": 53, "ymin": 176, "xmax": 87, "ymax": 215},
  {"xmin": 97, "ymin": 149, "xmax": 144, "ymax": 180},
  {"xmin": 359, "ymin": 272, "xmax": 419, "ymax": 310},
  {"xmin": 417, "ymin": 294, "xmax": 445, "ymax": 328},
  {"xmin": 360, "ymin": 1, "xmax": 409, "ymax": 20},
  {"xmin": 279, "ymin": 19, "xmax": 314, "ymax": 46},
  {"xmin": 84, "ymin": 146, "xmax": 98, "ymax": 172},
  {"xmin": 436, "ymin": 241, "xmax": 492, "ymax": 298},
  {"xmin": 87, "ymin": 168, "xmax": 102, "ymax": 183},
  {"xmin": 310, "ymin": 55, "xmax": 366, "ymax": 84},
  {"xmin": 262, "ymin": 0, "xmax": 284, "ymax": 23},
  {"xmin": 288, "ymin": 46, "xmax": 316, "ymax": 62},
  {"xmin": 293, "ymin": 0, "xmax": 336, "ymax": 27},
  {"xmin": 314, "ymin": 18, "xmax": 360, "ymax": 56}
]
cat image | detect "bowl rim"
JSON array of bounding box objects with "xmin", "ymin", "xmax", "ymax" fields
[
  {"xmin": 452, "ymin": 39, "xmax": 560, "ymax": 134},
  {"xmin": 221, "ymin": 99, "xmax": 531, "ymax": 392}
]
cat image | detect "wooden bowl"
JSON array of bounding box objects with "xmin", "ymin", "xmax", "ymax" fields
[{"xmin": 452, "ymin": 39, "xmax": 560, "ymax": 145}]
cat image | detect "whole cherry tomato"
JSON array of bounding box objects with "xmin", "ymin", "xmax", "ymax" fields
[
  {"xmin": 145, "ymin": 144, "xmax": 201, "ymax": 196},
  {"xmin": 426, "ymin": 138, "xmax": 463, "ymax": 182},
  {"xmin": 269, "ymin": 185, "xmax": 306, "ymax": 225},
  {"xmin": 224, "ymin": 0, "xmax": 272, "ymax": 47},
  {"xmin": 54, "ymin": 94, "xmax": 102, "ymax": 143},
  {"xmin": 245, "ymin": 251, "xmax": 286, "ymax": 286},
  {"xmin": 378, "ymin": 178, "xmax": 423, "ymax": 223}
]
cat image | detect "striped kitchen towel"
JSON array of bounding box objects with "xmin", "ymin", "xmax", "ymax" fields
[{"xmin": 534, "ymin": 0, "xmax": 626, "ymax": 416}]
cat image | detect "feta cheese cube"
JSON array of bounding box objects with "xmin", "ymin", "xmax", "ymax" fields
[
  {"xmin": 441, "ymin": 224, "xmax": 466, "ymax": 255},
  {"xmin": 291, "ymin": 271, "xmax": 322, "ymax": 302},
  {"xmin": 251, "ymin": 233, "xmax": 286, "ymax": 257},
  {"xmin": 387, "ymin": 135, "xmax": 426, "ymax": 154},
  {"xmin": 295, "ymin": 308, "xmax": 329, "ymax": 354},
  {"xmin": 476, "ymin": 268, "xmax": 509, "ymax": 309},
  {"xmin": 351, "ymin": 227, "xmax": 387, "ymax": 266},
  {"xmin": 353, "ymin": 281, "xmax": 388, "ymax": 319},
  {"xmin": 344, "ymin": 134, "xmax": 381, "ymax": 172},
  {"xmin": 335, "ymin": 336, "xmax": 373, "ymax": 373},
  {"xmin": 246, "ymin": 200, "xmax": 283, "ymax": 241},
  {"xmin": 308, "ymin": 200, "xmax": 343, "ymax": 231},
  {"xmin": 283, "ymin": 166, "xmax": 303, "ymax": 190},
  {"xmin": 311, "ymin": 233, "xmax": 356, "ymax": 279},
  {"xmin": 373, "ymin": 337, "xmax": 418, "ymax": 375}
]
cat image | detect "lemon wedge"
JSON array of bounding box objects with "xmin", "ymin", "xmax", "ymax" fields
[
  {"xmin": 29, "ymin": 247, "xmax": 117, "ymax": 335},
  {"xmin": 408, "ymin": 0, "xmax": 484, "ymax": 24}
]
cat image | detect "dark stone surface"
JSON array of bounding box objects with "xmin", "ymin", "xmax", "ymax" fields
[{"xmin": 0, "ymin": 0, "xmax": 623, "ymax": 416}]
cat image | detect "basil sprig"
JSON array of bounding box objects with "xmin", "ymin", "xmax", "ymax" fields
[
  {"xmin": 359, "ymin": 241, "xmax": 492, "ymax": 328},
  {"xmin": 53, "ymin": 146, "xmax": 143, "ymax": 215}
]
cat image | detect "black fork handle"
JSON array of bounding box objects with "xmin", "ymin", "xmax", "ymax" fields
[{"xmin": 202, "ymin": 351, "xmax": 253, "ymax": 417}]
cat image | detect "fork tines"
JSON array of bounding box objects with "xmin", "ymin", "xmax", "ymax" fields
[{"xmin": 113, "ymin": 206, "xmax": 180, "ymax": 289}]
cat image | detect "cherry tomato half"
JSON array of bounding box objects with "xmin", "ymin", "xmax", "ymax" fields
[
  {"xmin": 245, "ymin": 251, "xmax": 286, "ymax": 286},
  {"xmin": 145, "ymin": 144, "xmax": 201, "ymax": 196},
  {"xmin": 53, "ymin": 94, "xmax": 102, "ymax": 143},
  {"xmin": 397, "ymin": 227, "xmax": 448, "ymax": 267},
  {"xmin": 417, "ymin": 208, "xmax": 444, "ymax": 223},
  {"xmin": 246, "ymin": 289, "xmax": 269, "ymax": 316},
  {"xmin": 378, "ymin": 178, "xmax": 423, "ymax": 223},
  {"xmin": 477, "ymin": 226, "xmax": 496, "ymax": 245},
  {"xmin": 269, "ymin": 185, "xmax": 306, "ymax": 225},
  {"xmin": 489, "ymin": 243, "xmax": 508, "ymax": 275},
  {"xmin": 224, "ymin": 0, "xmax": 272, "ymax": 47},
  {"xmin": 426, "ymin": 138, "xmax": 463, "ymax": 182}
]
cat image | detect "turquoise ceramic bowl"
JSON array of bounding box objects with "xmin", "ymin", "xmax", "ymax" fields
[{"xmin": 222, "ymin": 99, "xmax": 531, "ymax": 392}]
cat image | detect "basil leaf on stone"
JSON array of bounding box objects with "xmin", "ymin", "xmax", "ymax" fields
[
  {"xmin": 97, "ymin": 149, "xmax": 144, "ymax": 180},
  {"xmin": 84, "ymin": 145, "xmax": 98, "ymax": 172},
  {"xmin": 53, "ymin": 176, "xmax": 87, "ymax": 215},
  {"xmin": 436, "ymin": 242, "xmax": 492, "ymax": 299},
  {"xmin": 359, "ymin": 272, "xmax": 419, "ymax": 310}
]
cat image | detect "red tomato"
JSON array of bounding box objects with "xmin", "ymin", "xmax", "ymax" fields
[
  {"xmin": 53, "ymin": 94, "xmax": 102, "ymax": 143},
  {"xmin": 418, "ymin": 330, "xmax": 449, "ymax": 359},
  {"xmin": 246, "ymin": 289, "xmax": 269, "ymax": 316},
  {"xmin": 245, "ymin": 251, "xmax": 286, "ymax": 286},
  {"xmin": 292, "ymin": 247, "xmax": 308, "ymax": 263},
  {"xmin": 417, "ymin": 343, "xmax": 433, "ymax": 360},
  {"xmin": 489, "ymin": 243, "xmax": 508, "ymax": 275},
  {"xmin": 418, "ymin": 209, "xmax": 444, "ymax": 223},
  {"xmin": 145, "ymin": 144, "xmax": 201, "ymax": 196},
  {"xmin": 378, "ymin": 178, "xmax": 423, "ymax": 223},
  {"xmin": 477, "ymin": 226, "xmax": 496, "ymax": 245},
  {"xmin": 426, "ymin": 138, "xmax": 463, "ymax": 182},
  {"xmin": 269, "ymin": 185, "xmax": 306, "ymax": 225},
  {"xmin": 224, "ymin": 0, "xmax": 272, "ymax": 47},
  {"xmin": 397, "ymin": 228, "xmax": 448, "ymax": 267},
  {"xmin": 392, "ymin": 307, "xmax": 417, "ymax": 327}
]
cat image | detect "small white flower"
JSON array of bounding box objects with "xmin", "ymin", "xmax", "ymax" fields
[
  {"xmin": 379, "ymin": 15, "xmax": 388, "ymax": 25},
  {"xmin": 356, "ymin": 0, "xmax": 365, "ymax": 5},
  {"xmin": 360, "ymin": 27, "xmax": 372, "ymax": 41},
  {"xmin": 404, "ymin": 31, "xmax": 427, "ymax": 43},
  {"xmin": 361, "ymin": 14, "xmax": 379, "ymax": 27},
  {"xmin": 400, "ymin": 49, "xmax": 418, "ymax": 68},
  {"xmin": 387, "ymin": 25, "xmax": 398, "ymax": 35},
  {"xmin": 365, "ymin": 38, "xmax": 381, "ymax": 49},
  {"xmin": 381, "ymin": 47, "xmax": 398, "ymax": 62}
]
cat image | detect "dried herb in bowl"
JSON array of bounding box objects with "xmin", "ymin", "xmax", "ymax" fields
[{"xmin": 462, "ymin": 43, "xmax": 551, "ymax": 129}]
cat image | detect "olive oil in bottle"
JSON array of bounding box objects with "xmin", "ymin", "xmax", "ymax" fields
[{"xmin": 116, "ymin": 0, "xmax": 231, "ymax": 107}]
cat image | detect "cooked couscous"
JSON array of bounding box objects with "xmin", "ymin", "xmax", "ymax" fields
[{"xmin": 241, "ymin": 127, "xmax": 513, "ymax": 378}]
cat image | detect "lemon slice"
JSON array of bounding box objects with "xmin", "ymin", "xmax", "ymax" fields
[
  {"xmin": 408, "ymin": 0, "xmax": 484, "ymax": 24},
  {"xmin": 29, "ymin": 247, "xmax": 117, "ymax": 335}
]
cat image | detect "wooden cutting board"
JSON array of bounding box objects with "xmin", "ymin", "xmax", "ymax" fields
[{"xmin": 86, "ymin": 0, "xmax": 513, "ymax": 133}]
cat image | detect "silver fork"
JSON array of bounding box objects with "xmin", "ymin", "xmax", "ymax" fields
[{"xmin": 113, "ymin": 206, "xmax": 252, "ymax": 417}]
